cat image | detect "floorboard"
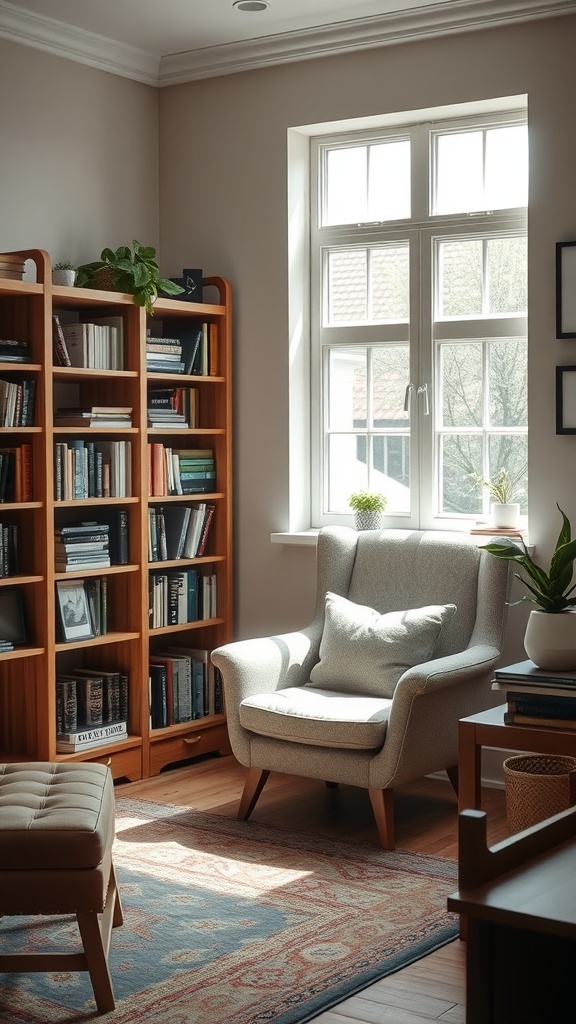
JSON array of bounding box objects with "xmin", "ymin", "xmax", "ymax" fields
[{"xmin": 117, "ymin": 754, "xmax": 509, "ymax": 1023}]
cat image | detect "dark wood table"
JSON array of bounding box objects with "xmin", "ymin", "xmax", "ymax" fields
[
  {"xmin": 458, "ymin": 703, "xmax": 576, "ymax": 813},
  {"xmin": 448, "ymin": 806, "xmax": 576, "ymax": 1023}
]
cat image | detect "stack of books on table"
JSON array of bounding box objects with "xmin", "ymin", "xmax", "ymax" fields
[
  {"xmin": 54, "ymin": 522, "xmax": 111, "ymax": 572},
  {"xmin": 492, "ymin": 660, "xmax": 576, "ymax": 730}
]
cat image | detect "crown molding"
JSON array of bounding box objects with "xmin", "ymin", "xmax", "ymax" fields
[
  {"xmin": 159, "ymin": 0, "xmax": 576, "ymax": 85},
  {"xmin": 0, "ymin": 0, "xmax": 574, "ymax": 87},
  {"xmin": 0, "ymin": 0, "xmax": 159, "ymax": 85}
]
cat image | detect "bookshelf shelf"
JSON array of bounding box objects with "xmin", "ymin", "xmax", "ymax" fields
[{"xmin": 0, "ymin": 249, "xmax": 233, "ymax": 780}]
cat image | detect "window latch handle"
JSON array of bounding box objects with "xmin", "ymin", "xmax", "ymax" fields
[
  {"xmin": 417, "ymin": 383, "xmax": 430, "ymax": 416},
  {"xmin": 404, "ymin": 383, "xmax": 414, "ymax": 413}
]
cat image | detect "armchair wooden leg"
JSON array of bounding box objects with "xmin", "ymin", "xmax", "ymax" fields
[
  {"xmin": 446, "ymin": 765, "xmax": 459, "ymax": 796},
  {"xmin": 238, "ymin": 767, "xmax": 270, "ymax": 820},
  {"xmin": 368, "ymin": 787, "xmax": 395, "ymax": 849}
]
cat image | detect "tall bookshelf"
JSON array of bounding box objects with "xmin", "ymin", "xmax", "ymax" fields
[{"xmin": 0, "ymin": 249, "xmax": 232, "ymax": 780}]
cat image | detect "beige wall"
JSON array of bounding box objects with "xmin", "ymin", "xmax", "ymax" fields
[
  {"xmin": 0, "ymin": 38, "xmax": 160, "ymax": 266},
  {"xmin": 2, "ymin": 17, "xmax": 576, "ymax": 661},
  {"xmin": 159, "ymin": 16, "xmax": 576, "ymax": 656}
]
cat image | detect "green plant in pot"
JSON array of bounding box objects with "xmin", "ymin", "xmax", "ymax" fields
[
  {"xmin": 348, "ymin": 491, "xmax": 387, "ymax": 531},
  {"xmin": 75, "ymin": 241, "xmax": 184, "ymax": 315},
  {"xmin": 469, "ymin": 465, "xmax": 526, "ymax": 528},
  {"xmin": 480, "ymin": 504, "xmax": 576, "ymax": 669}
]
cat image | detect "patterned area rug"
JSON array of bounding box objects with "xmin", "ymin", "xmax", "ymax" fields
[{"xmin": 0, "ymin": 798, "xmax": 459, "ymax": 1023}]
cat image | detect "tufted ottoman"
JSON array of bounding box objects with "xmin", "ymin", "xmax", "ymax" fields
[{"xmin": 0, "ymin": 761, "xmax": 123, "ymax": 1013}]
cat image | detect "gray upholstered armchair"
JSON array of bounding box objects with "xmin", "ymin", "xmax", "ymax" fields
[{"xmin": 211, "ymin": 527, "xmax": 510, "ymax": 848}]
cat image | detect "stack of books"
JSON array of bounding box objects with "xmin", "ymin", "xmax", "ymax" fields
[
  {"xmin": 147, "ymin": 387, "xmax": 198, "ymax": 428},
  {"xmin": 148, "ymin": 568, "xmax": 216, "ymax": 628},
  {"xmin": 148, "ymin": 445, "xmax": 215, "ymax": 496},
  {"xmin": 54, "ymin": 439, "xmax": 132, "ymax": 499},
  {"xmin": 56, "ymin": 668, "xmax": 129, "ymax": 752},
  {"xmin": 0, "ymin": 338, "xmax": 31, "ymax": 363},
  {"xmin": 54, "ymin": 522, "xmax": 111, "ymax": 572},
  {"xmin": 55, "ymin": 317, "xmax": 124, "ymax": 369},
  {"xmin": 493, "ymin": 660, "xmax": 576, "ymax": 730},
  {"xmin": 54, "ymin": 406, "xmax": 132, "ymax": 428},
  {"xmin": 146, "ymin": 336, "xmax": 185, "ymax": 374}
]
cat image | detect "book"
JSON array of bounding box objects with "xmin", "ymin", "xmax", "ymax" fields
[
  {"xmin": 493, "ymin": 660, "xmax": 576, "ymax": 688},
  {"xmin": 503, "ymin": 711, "xmax": 576, "ymax": 731},
  {"xmin": 56, "ymin": 720, "xmax": 128, "ymax": 752},
  {"xmin": 195, "ymin": 504, "xmax": 216, "ymax": 557},
  {"xmin": 56, "ymin": 677, "xmax": 77, "ymax": 733},
  {"xmin": 75, "ymin": 673, "xmax": 104, "ymax": 727},
  {"xmin": 51, "ymin": 314, "xmax": 71, "ymax": 366},
  {"xmin": 160, "ymin": 504, "xmax": 192, "ymax": 560}
]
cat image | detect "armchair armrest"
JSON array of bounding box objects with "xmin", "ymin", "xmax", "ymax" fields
[
  {"xmin": 395, "ymin": 643, "xmax": 502, "ymax": 697},
  {"xmin": 211, "ymin": 625, "xmax": 319, "ymax": 704}
]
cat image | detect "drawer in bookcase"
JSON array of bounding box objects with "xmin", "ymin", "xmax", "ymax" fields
[
  {"xmin": 149, "ymin": 721, "xmax": 231, "ymax": 777},
  {"xmin": 82, "ymin": 743, "xmax": 142, "ymax": 782}
]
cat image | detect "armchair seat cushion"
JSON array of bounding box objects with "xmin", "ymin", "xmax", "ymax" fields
[{"xmin": 239, "ymin": 686, "xmax": 391, "ymax": 750}]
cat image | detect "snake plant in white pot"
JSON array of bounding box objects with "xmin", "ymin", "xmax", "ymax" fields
[{"xmin": 480, "ymin": 505, "xmax": 576, "ymax": 669}]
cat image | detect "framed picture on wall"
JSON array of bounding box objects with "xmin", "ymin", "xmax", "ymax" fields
[
  {"xmin": 556, "ymin": 365, "xmax": 576, "ymax": 433},
  {"xmin": 556, "ymin": 241, "xmax": 576, "ymax": 338}
]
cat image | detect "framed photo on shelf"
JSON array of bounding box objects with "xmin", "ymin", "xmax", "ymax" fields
[
  {"xmin": 556, "ymin": 365, "xmax": 576, "ymax": 434},
  {"xmin": 556, "ymin": 241, "xmax": 576, "ymax": 338},
  {"xmin": 56, "ymin": 580, "xmax": 94, "ymax": 642},
  {"xmin": 0, "ymin": 588, "xmax": 27, "ymax": 645}
]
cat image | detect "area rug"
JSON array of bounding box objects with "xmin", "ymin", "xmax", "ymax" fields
[{"xmin": 0, "ymin": 798, "xmax": 459, "ymax": 1024}]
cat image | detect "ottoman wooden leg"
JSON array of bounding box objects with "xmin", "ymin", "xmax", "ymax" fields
[{"xmin": 77, "ymin": 860, "xmax": 121, "ymax": 1014}]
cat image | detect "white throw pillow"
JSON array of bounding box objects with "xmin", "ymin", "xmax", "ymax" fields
[{"xmin": 308, "ymin": 592, "xmax": 457, "ymax": 698}]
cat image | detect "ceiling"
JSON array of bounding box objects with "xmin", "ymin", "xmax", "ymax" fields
[{"xmin": 0, "ymin": 0, "xmax": 575, "ymax": 86}]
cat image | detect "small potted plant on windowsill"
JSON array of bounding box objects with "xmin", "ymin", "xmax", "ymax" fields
[
  {"xmin": 348, "ymin": 491, "xmax": 387, "ymax": 531},
  {"xmin": 470, "ymin": 466, "xmax": 525, "ymax": 529},
  {"xmin": 52, "ymin": 261, "xmax": 76, "ymax": 286}
]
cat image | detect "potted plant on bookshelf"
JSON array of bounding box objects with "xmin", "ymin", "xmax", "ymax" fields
[
  {"xmin": 480, "ymin": 504, "xmax": 576, "ymax": 669},
  {"xmin": 470, "ymin": 465, "xmax": 526, "ymax": 529},
  {"xmin": 75, "ymin": 240, "xmax": 184, "ymax": 315},
  {"xmin": 348, "ymin": 490, "xmax": 387, "ymax": 531},
  {"xmin": 52, "ymin": 260, "xmax": 76, "ymax": 286}
]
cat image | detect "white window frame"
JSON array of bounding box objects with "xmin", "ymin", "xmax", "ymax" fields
[{"xmin": 308, "ymin": 107, "xmax": 527, "ymax": 533}]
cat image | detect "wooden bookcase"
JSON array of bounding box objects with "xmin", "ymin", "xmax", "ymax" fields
[{"xmin": 0, "ymin": 249, "xmax": 232, "ymax": 780}]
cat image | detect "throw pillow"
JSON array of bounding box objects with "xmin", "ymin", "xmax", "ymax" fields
[{"xmin": 308, "ymin": 592, "xmax": 456, "ymax": 698}]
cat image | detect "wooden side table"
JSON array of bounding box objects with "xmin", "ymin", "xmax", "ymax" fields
[
  {"xmin": 458, "ymin": 704, "xmax": 576, "ymax": 814},
  {"xmin": 448, "ymin": 807, "xmax": 576, "ymax": 1023}
]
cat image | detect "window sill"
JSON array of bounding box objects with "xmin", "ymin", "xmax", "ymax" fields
[{"xmin": 271, "ymin": 526, "xmax": 532, "ymax": 552}]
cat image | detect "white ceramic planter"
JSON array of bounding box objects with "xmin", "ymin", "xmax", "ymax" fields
[
  {"xmin": 491, "ymin": 502, "xmax": 520, "ymax": 528},
  {"xmin": 52, "ymin": 268, "xmax": 76, "ymax": 286},
  {"xmin": 354, "ymin": 511, "xmax": 383, "ymax": 532},
  {"xmin": 524, "ymin": 609, "xmax": 576, "ymax": 670}
]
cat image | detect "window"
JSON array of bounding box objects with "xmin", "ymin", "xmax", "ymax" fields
[{"xmin": 309, "ymin": 108, "xmax": 528, "ymax": 530}]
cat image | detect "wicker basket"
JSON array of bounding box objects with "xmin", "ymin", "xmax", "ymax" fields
[
  {"xmin": 503, "ymin": 753, "xmax": 576, "ymax": 834},
  {"xmin": 93, "ymin": 268, "xmax": 116, "ymax": 292}
]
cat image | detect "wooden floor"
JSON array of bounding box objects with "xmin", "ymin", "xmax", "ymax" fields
[{"xmin": 118, "ymin": 755, "xmax": 509, "ymax": 1024}]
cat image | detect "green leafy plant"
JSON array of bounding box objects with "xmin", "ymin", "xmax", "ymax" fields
[
  {"xmin": 53, "ymin": 260, "xmax": 75, "ymax": 271},
  {"xmin": 348, "ymin": 491, "xmax": 387, "ymax": 513},
  {"xmin": 470, "ymin": 466, "xmax": 525, "ymax": 505},
  {"xmin": 481, "ymin": 505, "xmax": 576, "ymax": 612},
  {"xmin": 75, "ymin": 240, "xmax": 184, "ymax": 315}
]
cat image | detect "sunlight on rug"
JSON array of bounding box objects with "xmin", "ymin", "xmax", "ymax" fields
[{"xmin": 0, "ymin": 798, "xmax": 459, "ymax": 1024}]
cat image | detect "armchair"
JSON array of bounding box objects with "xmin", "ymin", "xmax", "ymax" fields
[{"xmin": 212, "ymin": 527, "xmax": 510, "ymax": 848}]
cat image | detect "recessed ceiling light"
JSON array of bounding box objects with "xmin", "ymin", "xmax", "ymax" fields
[{"xmin": 233, "ymin": 1, "xmax": 270, "ymax": 11}]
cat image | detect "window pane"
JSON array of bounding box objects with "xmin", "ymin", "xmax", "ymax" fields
[
  {"xmin": 372, "ymin": 345, "xmax": 410, "ymax": 429},
  {"xmin": 368, "ymin": 141, "xmax": 411, "ymax": 221},
  {"xmin": 324, "ymin": 141, "xmax": 410, "ymax": 226},
  {"xmin": 438, "ymin": 239, "xmax": 482, "ymax": 317},
  {"xmin": 326, "ymin": 249, "xmax": 367, "ymax": 324},
  {"xmin": 328, "ymin": 347, "xmax": 366, "ymax": 429},
  {"xmin": 485, "ymin": 126, "xmax": 528, "ymax": 210},
  {"xmin": 440, "ymin": 434, "xmax": 483, "ymax": 514},
  {"xmin": 487, "ymin": 237, "xmax": 527, "ymax": 314},
  {"xmin": 325, "ymin": 147, "xmax": 367, "ymax": 225},
  {"xmin": 328, "ymin": 434, "xmax": 366, "ymax": 511},
  {"xmin": 488, "ymin": 434, "xmax": 528, "ymax": 513},
  {"xmin": 371, "ymin": 245, "xmax": 409, "ymax": 321},
  {"xmin": 489, "ymin": 339, "xmax": 527, "ymax": 426},
  {"xmin": 435, "ymin": 131, "xmax": 483, "ymax": 214},
  {"xmin": 440, "ymin": 343, "xmax": 483, "ymax": 427},
  {"xmin": 326, "ymin": 245, "xmax": 409, "ymax": 325},
  {"xmin": 434, "ymin": 124, "xmax": 527, "ymax": 215}
]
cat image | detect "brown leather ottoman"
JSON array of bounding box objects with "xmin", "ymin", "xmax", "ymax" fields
[{"xmin": 0, "ymin": 761, "xmax": 123, "ymax": 1013}]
